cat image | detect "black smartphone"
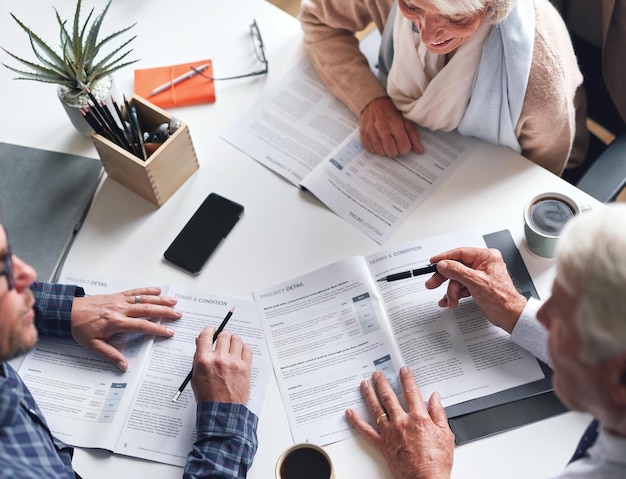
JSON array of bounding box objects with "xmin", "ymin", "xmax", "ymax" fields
[{"xmin": 164, "ymin": 193, "xmax": 244, "ymax": 274}]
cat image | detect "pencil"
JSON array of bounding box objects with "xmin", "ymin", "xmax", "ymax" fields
[
  {"xmin": 81, "ymin": 108, "xmax": 107, "ymax": 137},
  {"xmin": 171, "ymin": 306, "xmax": 236, "ymax": 402}
]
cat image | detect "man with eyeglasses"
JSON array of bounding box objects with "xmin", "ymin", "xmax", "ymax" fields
[{"xmin": 0, "ymin": 217, "xmax": 258, "ymax": 477}]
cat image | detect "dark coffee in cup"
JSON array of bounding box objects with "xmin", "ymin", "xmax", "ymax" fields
[
  {"xmin": 528, "ymin": 197, "xmax": 575, "ymax": 236},
  {"xmin": 278, "ymin": 445, "xmax": 332, "ymax": 479}
]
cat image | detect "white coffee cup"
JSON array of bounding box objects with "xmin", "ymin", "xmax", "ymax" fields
[
  {"xmin": 275, "ymin": 443, "xmax": 335, "ymax": 479},
  {"xmin": 523, "ymin": 192, "xmax": 589, "ymax": 258}
]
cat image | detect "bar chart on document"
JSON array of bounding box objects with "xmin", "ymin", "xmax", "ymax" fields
[{"xmin": 328, "ymin": 137, "xmax": 363, "ymax": 172}]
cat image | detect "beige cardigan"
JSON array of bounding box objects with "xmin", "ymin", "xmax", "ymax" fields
[{"xmin": 300, "ymin": 0, "xmax": 588, "ymax": 175}]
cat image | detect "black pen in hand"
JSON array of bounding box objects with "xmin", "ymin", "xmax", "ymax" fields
[
  {"xmin": 171, "ymin": 306, "xmax": 235, "ymax": 402},
  {"xmin": 377, "ymin": 263, "xmax": 438, "ymax": 282}
]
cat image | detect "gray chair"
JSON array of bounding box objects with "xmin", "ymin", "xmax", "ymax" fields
[{"xmin": 576, "ymin": 133, "xmax": 626, "ymax": 202}]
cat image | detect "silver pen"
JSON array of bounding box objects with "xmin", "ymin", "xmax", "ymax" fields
[{"xmin": 148, "ymin": 63, "xmax": 211, "ymax": 97}]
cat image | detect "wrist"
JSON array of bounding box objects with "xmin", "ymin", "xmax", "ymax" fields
[
  {"xmin": 360, "ymin": 95, "xmax": 391, "ymax": 116},
  {"xmin": 500, "ymin": 294, "xmax": 527, "ymax": 334}
]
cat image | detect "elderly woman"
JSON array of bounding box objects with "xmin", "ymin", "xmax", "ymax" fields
[{"xmin": 300, "ymin": 0, "xmax": 588, "ymax": 176}]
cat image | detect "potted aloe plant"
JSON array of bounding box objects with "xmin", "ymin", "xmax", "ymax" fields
[{"xmin": 1, "ymin": 0, "xmax": 138, "ymax": 135}]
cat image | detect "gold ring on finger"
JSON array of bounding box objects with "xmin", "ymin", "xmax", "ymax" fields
[{"xmin": 376, "ymin": 412, "xmax": 388, "ymax": 425}]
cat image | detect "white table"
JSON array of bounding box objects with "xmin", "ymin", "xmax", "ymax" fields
[{"xmin": 0, "ymin": 0, "xmax": 598, "ymax": 477}]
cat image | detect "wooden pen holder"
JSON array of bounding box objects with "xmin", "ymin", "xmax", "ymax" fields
[{"xmin": 91, "ymin": 95, "xmax": 199, "ymax": 207}]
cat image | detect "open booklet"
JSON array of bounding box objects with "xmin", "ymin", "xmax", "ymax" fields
[
  {"xmin": 221, "ymin": 57, "xmax": 478, "ymax": 244},
  {"xmin": 252, "ymin": 228, "xmax": 546, "ymax": 445},
  {"xmin": 17, "ymin": 272, "xmax": 272, "ymax": 467}
]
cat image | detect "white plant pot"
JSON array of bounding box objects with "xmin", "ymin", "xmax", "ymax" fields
[{"xmin": 57, "ymin": 76, "xmax": 115, "ymax": 136}]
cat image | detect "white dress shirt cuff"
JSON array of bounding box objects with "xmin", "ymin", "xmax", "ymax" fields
[{"xmin": 510, "ymin": 297, "xmax": 551, "ymax": 365}]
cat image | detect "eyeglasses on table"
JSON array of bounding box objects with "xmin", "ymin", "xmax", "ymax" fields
[{"xmin": 193, "ymin": 19, "xmax": 268, "ymax": 81}]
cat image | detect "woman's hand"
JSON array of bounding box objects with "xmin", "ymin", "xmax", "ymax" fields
[{"xmin": 360, "ymin": 97, "xmax": 424, "ymax": 157}]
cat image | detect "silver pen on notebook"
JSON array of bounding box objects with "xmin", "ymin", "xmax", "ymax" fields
[{"xmin": 149, "ymin": 63, "xmax": 211, "ymax": 97}]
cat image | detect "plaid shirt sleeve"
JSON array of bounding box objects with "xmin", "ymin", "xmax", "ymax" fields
[
  {"xmin": 184, "ymin": 402, "xmax": 259, "ymax": 479},
  {"xmin": 0, "ymin": 363, "xmax": 76, "ymax": 479},
  {"xmin": 30, "ymin": 281, "xmax": 85, "ymax": 339}
]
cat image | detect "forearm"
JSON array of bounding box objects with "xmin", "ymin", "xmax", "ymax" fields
[
  {"xmin": 184, "ymin": 402, "xmax": 258, "ymax": 479},
  {"xmin": 31, "ymin": 281, "xmax": 84, "ymax": 339},
  {"xmin": 300, "ymin": 0, "xmax": 391, "ymax": 116}
]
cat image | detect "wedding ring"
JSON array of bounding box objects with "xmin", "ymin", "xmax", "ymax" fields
[
  {"xmin": 135, "ymin": 294, "xmax": 141, "ymax": 304},
  {"xmin": 376, "ymin": 412, "xmax": 388, "ymax": 425}
]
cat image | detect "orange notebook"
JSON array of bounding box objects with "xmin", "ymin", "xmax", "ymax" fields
[{"xmin": 134, "ymin": 59, "xmax": 216, "ymax": 109}]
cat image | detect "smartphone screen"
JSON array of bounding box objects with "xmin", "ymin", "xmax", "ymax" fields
[{"xmin": 164, "ymin": 193, "xmax": 244, "ymax": 274}]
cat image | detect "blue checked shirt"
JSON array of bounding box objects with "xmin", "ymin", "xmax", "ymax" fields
[
  {"xmin": 186, "ymin": 402, "xmax": 258, "ymax": 479},
  {"xmin": 0, "ymin": 282, "xmax": 258, "ymax": 479}
]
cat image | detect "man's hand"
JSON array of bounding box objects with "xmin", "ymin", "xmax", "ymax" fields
[
  {"xmin": 191, "ymin": 327, "xmax": 252, "ymax": 405},
  {"xmin": 346, "ymin": 367, "xmax": 454, "ymax": 479},
  {"xmin": 359, "ymin": 97, "xmax": 424, "ymax": 157},
  {"xmin": 70, "ymin": 287, "xmax": 181, "ymax": 371},
  {"xmin": 426, "ymin": 247, "xmax": 527, "ymax": 333}
]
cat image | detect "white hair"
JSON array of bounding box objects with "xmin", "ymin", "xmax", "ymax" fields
[
  {"xmin": 426, "ymin": 0, "xmax": 517, "ymax": 23},
  {"xmin": 555, "ymin": 203, "xmax": 626, "ymax": 363}
]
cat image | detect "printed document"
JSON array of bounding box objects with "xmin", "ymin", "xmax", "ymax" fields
[
  {"xmin": 221, "ymin": 57, "xmax": 478, "ymax": 244},
  {"xmin": 18, "ymin": 272, "xmax": 272, "ymax": 467},
  {"xmin": 253, "ymin": 229, "xmax": 545, "ymax": 445}
]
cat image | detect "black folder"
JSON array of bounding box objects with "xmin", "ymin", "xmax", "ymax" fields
[
  {"xmin": 445, "ymin": 230, "xmax": 568, "ymax": 444},
  {"xmin": 0, "ymin": 143, "xmax": 103, "ymax": 282}
]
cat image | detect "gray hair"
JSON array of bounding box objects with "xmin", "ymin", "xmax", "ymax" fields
[
  {"xmin": 555, "ymin": 203, "xmax": 626, "ymax": 363},
  {"xmin": 427, "ymin": 0, "xmax": 517, "ymax": 24}
]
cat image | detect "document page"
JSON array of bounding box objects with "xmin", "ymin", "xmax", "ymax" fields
[
  {"xmin": 365, "ymin": 230, "xmax": 545, "ymax": 407},
  {"xmin": 253, "ymin": 255, "xmax": 405, "ymax": 445},
  {"xmin": 221, "ymin": 54, "xmax": 478, "ymax": 244},
  {"xmin": 116, "ymin": 285, "xmax": 272, "ymax": 465},
  {"xmin": 300, "ymin": 128, "xmax": 477, "ymax": 244},
  {"xmin": 221, "ymin": 57, "xmax": 359, "ymax": 185},
  {"xmin": 254, "ymin": 229, "xmax": 545, "ymax": 445},
  {"xmin": 18, "ymin": 274, "xmax": 157, "ymax": 451},
  {"xmin": 19, "ymin": 272, "xmax": 272, "ymax": 467}
]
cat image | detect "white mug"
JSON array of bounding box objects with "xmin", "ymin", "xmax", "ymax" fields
[
  {"xmin": 275, "ymin": 443, "xmax": 335, "ymax": 479},
  {"xmin": 523, "ymin": 192, "xmax": 590, "ymax": 258}
]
